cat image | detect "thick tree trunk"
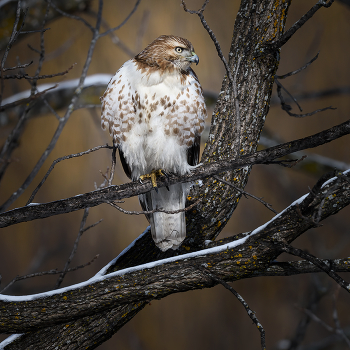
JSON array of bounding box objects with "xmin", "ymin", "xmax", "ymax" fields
[{"xmin": 185, "ymin": 0, "xmax": 290, "ymax": 246}]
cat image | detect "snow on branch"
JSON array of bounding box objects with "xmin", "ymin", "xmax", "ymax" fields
[{"xmin": 0, "ymin": 169, "xmax": 349, "ymax": 333}]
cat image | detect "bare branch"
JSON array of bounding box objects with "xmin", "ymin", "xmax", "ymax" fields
[
  {"xmin": 332, "ymin": 287, "xmax": 350, "ymax": 347},
  {"xmin": 19, "ymin": 27, "xmax": 51, "ymax": 35},
  {"xmin": 275, "ymin": 77, "xmax": 336, "ymax": 117},
  {"xmin": 198, "ymin": 266, "xmax": 266, "ymax": 350},
  {"xmin": 26, "ymin": 144, "xmax": 113, "ymax": 205},
  {"xmin": 213, "ymin": 175, "xmax": 278, "ymax": 214},
  {"xmin": 86, "ymin": 10, "xmax": 136, "ymax": 57},
  {"xmin": 0, "ymin": 255, "xmax": 99, "ymax": 294},
  {"xmin": 55, "ymin": 208, "xmax": 90, "ymax": 289},
  {"xmin": 2, "ymin": 60, "xmax": 33, "ymax": 71},
  {"xmin": 1, "ymin": 118, "xmax": 349, "ymax": 227},
  {"xmin": 0, "ymin": 0, "xmax": 105, "ymax": 212},
  {"xmin": 257, "ymin": 258, "xmax": 350, "ymax": 277},
  {"xmin": 265, "ymin": 0, "xmax": 336, "ymax": 52},
  {"xmin": 273, "ymin": 243, "xmax": 350, "ymax": 294},
  {"xmin": 98, "ymin": 0, "xmax": 142, "ymax": 38},
  {"xmin": 0, "ymin": 84, "xmax": 57, "ymax": 112},
  {"xmin": 107, "ymin": 197, "xmax": 202, "ymax": 215},
  {"xmin": 287, "ymin": 282, "xmax": 328, "ymax": 350},
  {"xmin": 2, "ymin": 63, "xmax": 76, "ymax": 80},
  {"xmin": 49, "ymin": 2, "xmax": 94, "ymax": 32},
  {"xmin": 276, "ymin": 52, "xmax": 320, "ymax": 80},
  {"xmin": 0, "ymin": 1, "xmax": 27, "ymax": 105}
]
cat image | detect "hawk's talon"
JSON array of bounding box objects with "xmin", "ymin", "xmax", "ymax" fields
[
  {"xmin": 162, "ymin": 170, "xmax": 170, "ymax": 179},
  {"xmin": 139, "ymin": 169, "xmax": 166, "ymax": 189}
]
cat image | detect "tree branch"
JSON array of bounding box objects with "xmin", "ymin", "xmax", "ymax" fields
[
  {"xmin": 1, "ymin": 118, "xmax": 349, "ymax": 228},
  {"xmin": 0, "ymin": 170, "xmax": 349, "ymax": 334}
]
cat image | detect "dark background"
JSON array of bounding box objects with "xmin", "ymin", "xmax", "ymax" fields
[{"xmin": 1, "ymin": 0, "xmax": 350, "ymax": 349}]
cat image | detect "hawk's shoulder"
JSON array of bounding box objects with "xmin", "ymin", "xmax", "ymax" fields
[{"xmin": 101, "ymin": 60, "xmax": 137, "ymax": 144}]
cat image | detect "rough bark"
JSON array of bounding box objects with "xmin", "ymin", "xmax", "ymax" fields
[
  {"xmin": 184, "ymin": 0, "xmax": 290, "ymax": 247},
  {"xmin": 1, "ymin": 171, "xmax": 350, "ymax": 349}
]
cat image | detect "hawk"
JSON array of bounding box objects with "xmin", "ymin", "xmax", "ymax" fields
[{"xmin": 101, "ymin": 35, "xmax": 206, "ymax": 251}]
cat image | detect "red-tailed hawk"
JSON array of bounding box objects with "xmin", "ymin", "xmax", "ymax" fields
[{"xmin": 101, "ymin": 35, "xmax": 206, "ymax": 251}]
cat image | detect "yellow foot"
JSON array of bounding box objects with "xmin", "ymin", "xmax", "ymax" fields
[{"xmin": 140, "ymin": 169, "xmax": 166, "ymax": 189}]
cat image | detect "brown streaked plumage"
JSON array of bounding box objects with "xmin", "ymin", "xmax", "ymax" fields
[{"xmin": 101, "ymin": 35, "xmax": 206, "ymax": 251}]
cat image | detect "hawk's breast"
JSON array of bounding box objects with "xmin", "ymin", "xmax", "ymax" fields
[{"xmin": 101, "ymin": 59, "xmax": 206, "ymax": 178}]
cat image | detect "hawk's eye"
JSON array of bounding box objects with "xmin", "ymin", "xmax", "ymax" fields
[{"xmin": 175, "ymin": 47, "xmax": 183, "ymax": 53}]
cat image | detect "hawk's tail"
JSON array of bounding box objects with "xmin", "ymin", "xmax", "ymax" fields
[{"xmin": 139, "ymin": 183, "xmax": 189, "ymax": 251}]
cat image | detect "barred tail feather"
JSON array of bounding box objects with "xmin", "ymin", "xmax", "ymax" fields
[{"xmin": 139, "ymin": 183, "xmax": 189, "ymax": 251}]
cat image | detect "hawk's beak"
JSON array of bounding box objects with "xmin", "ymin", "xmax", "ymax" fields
[{"xmin": 187, "ymin": 52, "xmax": 199, "ymax": 65}]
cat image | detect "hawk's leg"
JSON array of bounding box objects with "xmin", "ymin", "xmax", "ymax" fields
[{"xmin": 139, "ymin": 169, "xmax": 166, "ymax": 192}]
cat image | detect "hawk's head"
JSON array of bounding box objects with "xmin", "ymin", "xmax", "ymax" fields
[{"xmin": 135, "ymin": 35, "xmax": 199, "ymax": 73}]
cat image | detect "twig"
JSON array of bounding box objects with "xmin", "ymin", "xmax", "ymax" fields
[
  {"xmin": 233, "ymin": 56, "xmax": 242, "ymax": 157},
  {"xmin": 287, "ymin": 282, "xmax": 327, "ymax": 350},
  {"xmin": 2, "ymin": 63, "xmax": 76, "ymax": 80},
  {"xmin": 275, "ymin": 78, "xmax": 303, "ymax": 112},
  {"xmin": 27, "ymin": 43, "xmax": 41, "ymax": 54},
  {"xmin": 0, "ymin": 1, "xmax": 27, "ymax": 105},
  {"xmin": 19, "ymin": 28, "xmax": 51, "ymax": 35},
  {"xmin": 107, "ymin": 197, "xmax": 202, "ymax": 215},
  {"xmin": 265, "ymin": 0, "xmax": 336, "ymax": 52},
  {"xmin": 275, "ymin": 78, "xmax": 336, "ymax": 118},
  {"xmin": 265, "ymin": 156, "xmax": 307, "ymax": 168},
  {"xmin": 26, "ymin": 144, "xmax": 113, "ymax": 205},
  {"xmin": 0, "ymin": 1, "xmax": 104, "ymax": 212},
  {"xmin": 0, "ymin": 84, "xmax": 57, "ymax": 112},
  {"xmin": 49, "ymin": 1, "xmax": 94, "ymax": 32},
  {"xmin": 332, "ymin": 287, "xmax": 350, "ymax": 348},
  {"xmin": 55, "ymin": 208, "xmax": 102, "ymax": 288},
  {"xmin": 296, "ymin": 293, "xmax": 350, "ymax": 348},
  {"xmin": 82, "ymin": 219, "xmax": 103, "ymax": 233},
  {"xmin": 99, "ymin": 0, "xmax": 142, "ymax": 38},
  {"xmin": 0, "ymin": 2, "xmax": 52, "ymax": 181},
  {"xmin": 42, "ymin": 97, "xmax": 61, "ymax": 120},
  {"xmin": 213, "ymin": 175, "xmax": 277, "ymax": 214},
  {"xmin": 0, "ymin": 255, "xmax": 99, "ymax": 294},
  {"xmin": 181, "ymin": 0, "xmax": 242, "ymax": 157},
  {"xmin": 276, "ymin": 52, "xmax": 320, "ymax": 80},
  {"xmin": 0, "ymin": 0, "xmax": 140, "ymax": 213},
  {"xmin": 298, "ymin": 306, "xmax": 334, "ymax": 332},
  {"xmin": 54, "ymin": 208, "xmax": 88, "ymax": 289},
  {"xmin": 290, "ymin": 86, "xmax": 350, "ymax": 102},
  {"xmin": 2, "ymin": 60, "xmax": 33, "ymax": 71},
  {"xmin": 198, "ymin": 266, "xmax": 266, "ymax": 350},
  {"xmin": 86, "ymin": 10, "xmax": 135, "ymax": 57},
  {"xmin": 30, "ymin": 0, "xmax": 51, "ymax": 94},
  {"xmin": 74, "ymin": 103, "xmax": 101, "ymax": 110},
  {"xmin": 273, "ymin": 242, "xmax": 350, "ymax": 294}
]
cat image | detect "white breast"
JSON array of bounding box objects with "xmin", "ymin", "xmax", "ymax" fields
[{"xmin": 101, "ymin": 59, "xmax": 206, "ymax": 179}]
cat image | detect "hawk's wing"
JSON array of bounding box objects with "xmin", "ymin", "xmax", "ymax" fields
[
  {"xmin": 101, "ymin": 62, "xmax": 135, "ymax": 147},
  {"xmin": 187, "ymin": 134, "xmax": 201, "ymax": 166}
]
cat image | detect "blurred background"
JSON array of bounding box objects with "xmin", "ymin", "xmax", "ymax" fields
[{"xmin": 1, "ymin": 0, "xmax": 350, "ymax": 349}]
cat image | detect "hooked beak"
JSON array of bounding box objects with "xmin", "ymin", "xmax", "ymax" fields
[{"xmin": 187, "ymin": 52, "xmax": 199, "ymax": 65}]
